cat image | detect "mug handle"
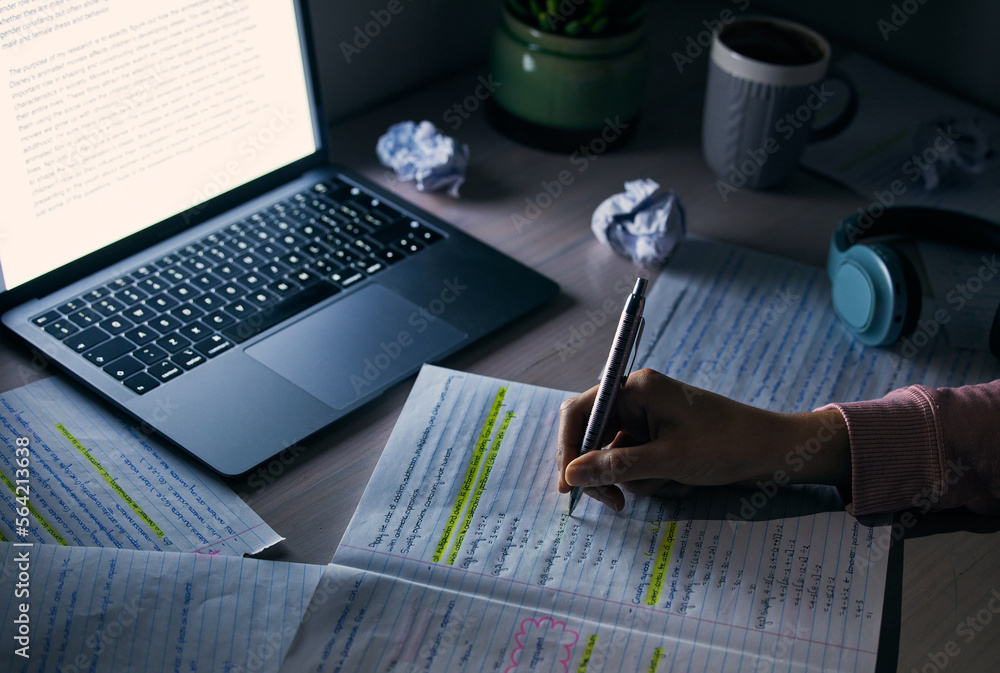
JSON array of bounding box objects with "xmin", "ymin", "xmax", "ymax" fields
[{"xmin": 809, "ymin": 70, "xmax": 857, "ymax": 142}]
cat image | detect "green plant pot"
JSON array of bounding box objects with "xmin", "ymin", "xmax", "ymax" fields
[{"xmin": 488, "ymin": 6, "xmax": 647, "ymax": 152}]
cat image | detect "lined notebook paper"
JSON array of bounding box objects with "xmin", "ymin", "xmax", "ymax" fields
[
  {"xmin": 0, "ymin": 542, "xmax": 323, "ymax": 672},
  {"xmin": 279, "ymin": 365, "xmax": 890, "ymax": 672},
  {"xmin": 0, "ymin": 376, "xmax": 281, "ymax": 555}
]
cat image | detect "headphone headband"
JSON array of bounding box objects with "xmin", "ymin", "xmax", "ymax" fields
[{"xmin": 834, "ymin": 206, "xmax": 1000, "ymax": 253}]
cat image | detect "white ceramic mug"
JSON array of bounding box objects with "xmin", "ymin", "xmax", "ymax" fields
[{"xmin": 702, "ymin": 16, "xmax": 852, "ymax": 191}]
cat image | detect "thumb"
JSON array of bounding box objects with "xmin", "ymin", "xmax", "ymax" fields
[{"xmin": 565, "ymin": 445, "xmax": 646, "ymax": 488}]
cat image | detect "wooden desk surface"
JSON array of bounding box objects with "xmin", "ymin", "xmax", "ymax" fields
[{"xmin": 2, "ymin": 4, "xmax": 997, "ymax": 670}]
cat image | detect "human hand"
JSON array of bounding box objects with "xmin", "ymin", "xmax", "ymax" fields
[{"xmin": 556, "ymin": 368, "xmax": 850, "ymax": 512}]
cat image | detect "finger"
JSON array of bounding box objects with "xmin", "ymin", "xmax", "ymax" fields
[
  {"xmin": 556, "ymin": 387, "xmax": 598, "ymax": 492},
  {"xmin": 581, "ymin": 485, "xmax": 624, "ymax": 513},
  {"xmin": 565, "ymin": 444, "xmax": 650, "ymax": 488}
]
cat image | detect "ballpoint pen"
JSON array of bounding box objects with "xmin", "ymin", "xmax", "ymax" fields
[{"xmin": 568, "ymin": 277, "xmax": 646, "ymax": 516}]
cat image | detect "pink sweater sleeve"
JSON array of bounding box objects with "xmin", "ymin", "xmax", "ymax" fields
[{"xmin": 821, "ymin": 379, "xmax": 1000, "ymax": 516}]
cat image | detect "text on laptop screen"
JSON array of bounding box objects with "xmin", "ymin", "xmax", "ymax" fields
[{"xmin": 0, "ymin": 0, "xmax": 319, "ymax": 291}]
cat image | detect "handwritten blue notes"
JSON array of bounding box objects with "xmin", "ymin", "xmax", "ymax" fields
[
  {"xmin": 0, "ymin": 543, "xmax": 323, "ymax": 673},
  {"xmin": 0, "ymin": 376, "xmax": 281, "ymax": 555}
]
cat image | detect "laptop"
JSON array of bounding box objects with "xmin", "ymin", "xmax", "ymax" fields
[{"xmin": 0, "ymin": 0, "xmax": 557, "ymax": 475}]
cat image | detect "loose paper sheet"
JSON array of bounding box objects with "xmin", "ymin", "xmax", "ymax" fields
[
  {"xmin": 635, "ymin": 239, "xmax": 1000, "ymax": 405},
  {"xmin": 0, "ymin": 376, "xmax": 282, "ymax": 555},
  {"xmin": 801, "ymin": 53, "xmax": 1000, "ymax": 222},
  {"xmin": 279, "ymin": 365, "xmax": 889, "ymax": 672},
  {"xmin": 0, "ymin": 542, "xmax": 324, "ymax": 672}
]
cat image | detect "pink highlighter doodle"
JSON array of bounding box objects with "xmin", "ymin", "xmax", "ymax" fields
[{"xmin": 505, "ymin": 617, "xmax": 580, "ymax": 673}]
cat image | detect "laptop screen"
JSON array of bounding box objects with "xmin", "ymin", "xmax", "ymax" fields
[{"xmin": 0, "ymin": 0, "xmax": 319, "ymax": 292}]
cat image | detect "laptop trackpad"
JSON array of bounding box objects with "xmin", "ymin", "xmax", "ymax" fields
[{"xmin": 246, "ymin": 284, "xmax": 467, "ymax": 409}]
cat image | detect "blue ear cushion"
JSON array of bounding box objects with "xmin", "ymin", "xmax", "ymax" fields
[
  {"xmin": 829, "ymin": 206, "xmax": 1000, "ymax": 349},
  {"xmin": 830, "ymin": 243, "xmax": 914, "ymax": 345}
]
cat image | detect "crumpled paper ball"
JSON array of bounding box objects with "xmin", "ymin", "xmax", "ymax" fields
[
  {"xmin": 912, "ymin": 116, "xmax": 994, "ymax": 190},
  {"xmin": 375, "ymin": 120, "xmax": 469, "ymax": 197},
  {"xmin": 591, "ymin": 179, "xmax": 686, "ymax": 267}
]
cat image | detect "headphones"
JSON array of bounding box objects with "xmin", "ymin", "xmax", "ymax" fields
[{"xmin": 827, "ymin": 206, "xmax": 1000, "ymax": 356}]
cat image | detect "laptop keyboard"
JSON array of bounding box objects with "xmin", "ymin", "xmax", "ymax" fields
[{"xmin": 30, "ymin": 177, "xmax": 443, "ymax": 395}]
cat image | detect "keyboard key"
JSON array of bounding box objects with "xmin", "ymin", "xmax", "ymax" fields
[
  {"xmin": 156, "ymin": 334, "xmax": 191, "ymax": 353},
  {"xmin": 58, "ymin": 299, "xmax": 86, "ymax": 314},
  {"xmin": 32, "ymin": 310, "xmax": 61, "ymax": 327},
  {"xmin": 149, "ymin": 360, "xmax": 185, "ymax": 383},
  {"xmin": 150, "ymin": 314, "xmax": 183, "ymax": 333},
  {"xmin": 115, "ymin": 287, "xmax": 147, "ymax": 306},
  {"xmin": 223, "ymin": 300, "xmax": 257, "ymax": 320},
  {"xmin": 279, "ymin": 251, "xmax": 310, "ymax": 268},
  {"xmin": 83, "ymin": 337, "xmax": 133, "ymax": 366},
  {"xmin": 178, "ymin": 321, "xmax": 212, "ymax": 342},
  {"xmin": 42, "ymin": 320, "xmax": 79, "ymax": 339},
  {"xmin": 139, "ymin": 277, "xmax": 169, "ymax": 294},
  {"xmin": 203, "ymin": 246, "xmax": 228, "ymax": 263},
  {"xmin": 107, "ymin": 277, "xmax": 131, "ymax": 291},
  {"xmin": 213, "ymin": 263, "xmax": 243, "ymax": 280},
  {"xmin": 171, "ymin": 303, "xmax": 205, "ymax": 322},
  {"xmin": 269, "ymin": 279, "xmax": 297, "ymax": 297},
  {"xmin": 258, "ymin": 261, "xmax": 289, "ymax": 280},
  {"xmin": 217, "ymin": 281, "xmax": 247, "ymax": 300},
  {"xmin": 180, "ymin": 257, "xmax": 211, "ymax": 274},
  {"xmin": 330, "ymin": 271, "xmax": 365, "ymax": 288},
  {"xmin": 162, "ymin": 266, "xmax": 189, "ymax": 283},
  {"xmin": 82, "ymin": 287, "xmax": 110, "ymax": 302},
  {"xmin": 332, "ymin": 245, "xmax": 359, "ymax": 262},
  {"xmin": 147, "ymin": 293, "xmax": 179, "ymax": 311},
  {"xmin": 94, "ymin": 297, "xmax": 126, "ymax": 316},
  {"xmin": 124, "ymin": 326, "xmax": 159, "ymax": 345},
  {"xmin": 395, "ymin": 238, "xmax": 424, "ymax": 255},
  {"xmin": 104, "ymin": 355, "xmax": 144, "ymax": 381},
  {"xmin": 302, "ymin": 240, "xmax": 331, "ymax": 257},
  {"xmin": 134, "ymin": 344, "xmax": 168, "ymax": 365},
  {"xmin": 253, "ymin": 241, "xmax": 286, "ymax": 259},
  {"xmin": 194, "ymin": 293, "xmax": 226, "ymax": 311},
  {"xmin": 351, "ymin": 238, "xmax": 376, "ymax": 255},
  {"xmin": 222, "ymin": 282, "xmax": 339, "ymax": 343},
  {"xmin": 203, "ymin": 310, "xmax": 236, "ymax": 329},
  {"xmin": 99, "ymin": 316, "xmax": 134, "ymax": 335},
  {"xmin": 190, "ymin": 272, "xmax": 224, "ymax": 291},
  {"xmin": 68, "ymin": 308, "xmax": 102, "ymax": 328},
  {"xmin": 289, "ymin": 269, "xmax": 319, "ymax": 287},
  {"xmin": 310, "ymin": 259, "xmax": 342, "ymax": 276},
  {"xmin": 155, "ymin": 253, "xmax": 180, "ymax": 268},
  {"xmin": 194, "ymin": 334, "xmax": 234, "ymax": 358},
  {"xmin": 125, "ymin": 304, "xmax": 158, "ymax": 323},
  {"xmin": 236, "ymin": 252, "xmax": 267, "ymax": 269},
  {"xmin": 276, "ymin": 233, "xmax": 307, "ymax": 249},
  {"xmin": 363, "ymin": 261, "xmax": 386, "ymax": 276},
  {"xmin": 67, "ymin": 326, "xmax": 111, "ymax": 353},
  {"xmin": 166, "ymin": 282, "xmax": 200, "ymax": 301},
  {"xmin": 123, "ymin": 372, "xmax": 159, "ymax": 395},
  {"xmin": 129, "ymin": 266, "xmax": 155, "ymax": 282},
  {"xmin": 238, "ymin": 272, "xmax": 265, "ymax": 289},
  {"xmin": 171, "ymin": 349, "xmax": 206, "ymax": 370},
  {"xmin": 375, "ymin": 248, "xmax": 405, "ymax": 265},
  {"xmin": 248, "ymin": 289, "xmax": 277, "ymax": 308}
]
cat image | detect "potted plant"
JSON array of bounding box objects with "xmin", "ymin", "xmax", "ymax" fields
[{"xmin": 489, "ymin": 0, "xmax": 647, "ymax": 152}]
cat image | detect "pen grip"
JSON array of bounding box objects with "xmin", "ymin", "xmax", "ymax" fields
[{"xmin": 579, "ymin": 307, "xmax": 643, "ymax": 456}]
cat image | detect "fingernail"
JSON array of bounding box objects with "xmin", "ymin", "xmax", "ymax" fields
[{"xmin": 566, "ymin": 462, "xmax": 595, "ymax": 487}]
